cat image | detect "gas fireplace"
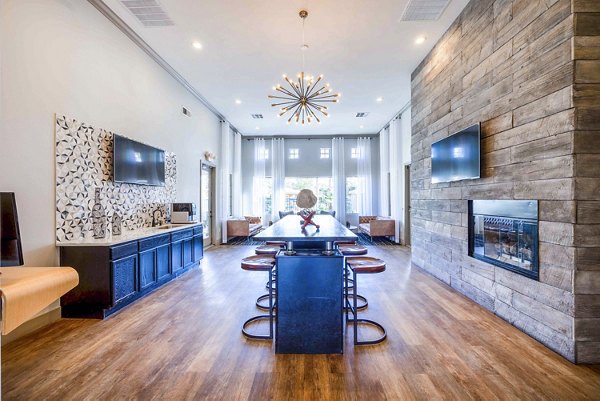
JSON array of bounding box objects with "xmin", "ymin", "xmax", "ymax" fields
[{"xmin": 468, "ymin": 200, "xmax": 539, "ymax": 280}]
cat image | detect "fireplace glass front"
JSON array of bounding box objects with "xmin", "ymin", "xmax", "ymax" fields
[{"xmin": 469, "ymin": 200, "xmax": 539, "ymax": 280}]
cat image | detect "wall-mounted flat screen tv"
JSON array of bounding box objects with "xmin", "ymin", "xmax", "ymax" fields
[
  {"xmin": 113, "ymin": 134, "xmax": 165, "ymax": 186},
  {"xmin": 431, "ymin": 123, "xmax": 480, "ymax": 184}
]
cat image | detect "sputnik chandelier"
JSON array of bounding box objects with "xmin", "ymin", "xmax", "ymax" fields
[{"xmin": 269, "ymin": 10, "xmax": 341, "ymax": 125}]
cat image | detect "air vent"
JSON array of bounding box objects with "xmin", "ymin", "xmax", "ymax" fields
[
  {"xmin": 251, "ymin": 114, "xmax": 264, "ymax": 119},
  {"xmin": 120, "ymin": 0, "xmax": 175, "ymax": 27},
  {"xmin": 355, "ymin": 112, "xmax": 370, "ymax": 118},
  {"xmin": 400, "ymin": 0, "xmax": 451, "ymax": 21}
]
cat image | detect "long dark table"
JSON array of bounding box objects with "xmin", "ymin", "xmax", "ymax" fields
[{"xmin": 254, "ymin": 215, "xmax": 357, "ymax": 354}]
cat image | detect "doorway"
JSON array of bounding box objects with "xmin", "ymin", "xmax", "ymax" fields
[
  {"xmin": 200, "ymin": 162, "xmax": 215, "ymax": 247},
  {"xmin": 404, "ymin": 164, "xmax": 411, "ymax": 247}
]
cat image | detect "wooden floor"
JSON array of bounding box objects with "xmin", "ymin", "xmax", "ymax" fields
[{"xmin": 3, "ymin": 245, "xmax": 600, "ymax": 400}]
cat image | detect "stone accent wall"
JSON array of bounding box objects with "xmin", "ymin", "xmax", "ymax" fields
[
  {"xmin": 573, "ymin": 1, "xmax": 600, "ymax": 364},
  {"xmin": 409, "ymin": 0, "xmax": 598, "ymax": 362}
]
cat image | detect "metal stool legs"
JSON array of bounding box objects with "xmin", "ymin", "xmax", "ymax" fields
[
  {"xmin": 345, "ymin": 263, "xmax": 387, "ymax": 345},
  {"xmin": 242, "ymin": 266, "xmax": 275, "ymax": 340}
]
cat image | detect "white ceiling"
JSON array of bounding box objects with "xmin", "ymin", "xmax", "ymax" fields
[{"xmin": 103, "ymin": 0, "xmax": 470, "ymax": 136}]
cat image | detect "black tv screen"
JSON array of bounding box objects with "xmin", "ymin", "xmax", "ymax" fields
[
  {"xmin": 113, "ymin": 135, "xmax": 165, "ymax": 186},
  {"xmin": 431, "ymin": 123, "xmax": 480, "ymax": 184}
]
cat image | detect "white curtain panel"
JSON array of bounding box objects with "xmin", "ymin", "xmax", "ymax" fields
[
  {"xmin": 332, "ymin": 137, "xmax": 346, "ymax": 224},
  {"xmin": 232, "ymin": 132, "xmax": 243, "ymax": 217},
  {"xmin": 252, "ymin": 138, "xmax": 267, "ymax": 226},
  {"xmin": 379, "ymin": 127, "xmax": 390, "ymax": 216},
  {"xmin": 220, "ymin": 121, "xmax": 232, "ymax": 243},
  {"xmin": 389, "ymin": 117, "xmax": 402, "ymax": 242},
  {"xmin": 357, "ymin": 137, "xmax": 373, "ymax": 215},
  {"xmin": 271, "ymin": 138, "xmax": 285, "ymax": 220}
]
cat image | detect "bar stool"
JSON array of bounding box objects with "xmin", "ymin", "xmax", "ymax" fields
[
  {"xmin": 255, "ymin": 245, "xmax": 282, "ymax": 256},
  {"xmin": 345, "ymin": 256, "xmax": 387, "ymax": 345},
  {"xmin": 337, "ymin": 244, "xmax": 368, "ymax": 255},
  {"xmin": 241, "ymin": 255, "xmax": 276, "ymax": 340},
  {"xmin": 337, "ymin": 244, "xmax": 368, "ymax": 310},
  {"xmin": 265, "ymin": 241, "xmax": 287, "ymax": 248},
  {"xmin": 333, "ymin": 240, "xmax": 356, "ymax": 247}
]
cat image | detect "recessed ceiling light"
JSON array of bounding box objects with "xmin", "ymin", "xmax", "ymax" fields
[
  {"xmin": 376, "ymin": 97, "xmax": 383, "ymax": 102},
  {"xmin": 192, "ymin": 41, "xmax": 203, "ymax": 49},
  {"xmin": 235, "ymin": 99, "xmax": 242, "ymax": 105},
  {"xmin": 415, "ymin": 36, "xmax": 426, "ymax": 45},
  {"xmin": 255, "ymin": 126, "xmax": 260, "ymax": 130},
  {"xmin": 360, "ymin": 125, "xmax": 364, "ymax": 129}
]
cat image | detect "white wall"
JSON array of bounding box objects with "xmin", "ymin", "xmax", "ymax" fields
[{"xmin": 0, "ymin": 0, "xmax": 222, "ymax": 266}]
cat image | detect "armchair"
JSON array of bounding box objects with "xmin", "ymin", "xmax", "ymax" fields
[
  {"xmin": 226, "ymin": 216, "xmax": 263, "ymax": 240},
  {"xmin": 358, "ymin": 216, "xmax": 395, "ymax": 240}
]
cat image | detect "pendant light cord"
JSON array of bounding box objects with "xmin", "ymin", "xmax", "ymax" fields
[{"xmin": 301, "ymin": 16, "xmax": 306, "ymax": 72}]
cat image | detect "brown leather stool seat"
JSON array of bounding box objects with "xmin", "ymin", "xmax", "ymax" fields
[
  {"xmin": 241, "ymin": 255, "xmax": 276, "ymax": 340},
  {"xmin": 255, "ymin": 245, "xmax": 282, "ymax": 256},
  {"xmin": 333, "ymin": 240, "xmax": 356, "ymax": 247},
  {"xmin": 265, "ymin": 241, "xmax": 287, "ymax": 248},
  {"xmin": 337, "ymin": 244, "xmax": 368, "ymax": 256},
  {"xmin": 345, "ymin": 256, "xmax": 387, "ymax": 345}
]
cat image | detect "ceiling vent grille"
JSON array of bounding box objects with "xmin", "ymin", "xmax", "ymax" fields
[
  {"xmin": 251, "ymin": 114, "xmax": 264, "ymax": 119},
  {"xmin": 355, "ymin": 112, "xmax": 370, "ymax": 118},
  {"xmin": 120, "ymin": 0, "xmax": 174, "ymax": 27},
  {"xmin": 400, "ymin": 0, "xmax": 451, "ymax": 21}
]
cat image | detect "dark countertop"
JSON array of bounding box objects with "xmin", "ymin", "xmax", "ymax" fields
[{"xmin": 254, "ymin": 214, "xmax": 357, "ymax": 242}]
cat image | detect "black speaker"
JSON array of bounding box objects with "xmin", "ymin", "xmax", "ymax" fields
[{"xmin": 1, "ymin": 192, "xmax": 24, "ymax": 266}]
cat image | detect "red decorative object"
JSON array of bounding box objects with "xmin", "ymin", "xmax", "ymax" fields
[{"xmin": 299, "ymin": 210, "xmax": 320, "ymax": 230}]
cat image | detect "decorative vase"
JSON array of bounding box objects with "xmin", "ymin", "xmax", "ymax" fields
[
  {"xmin": 112, "ymin": 212, "xmax": 122, "ymax": 236},
  {"xmin": 92, "ymin": 187, "xmax": 107, "ymax": 239}
]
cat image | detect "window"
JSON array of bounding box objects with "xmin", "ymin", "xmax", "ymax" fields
[
  {"xmin": 351, "ymin": 148, "xmax": 360, "ymax": 159},
  {"xmin": 289, "ymin": 148, "xmax": 299, "ymax": 159},
  {"xmin": 283, "ymin": 177, "xmax": 333, "ymax": 212},
  {"xmin": 264, "ymin": 177, "xmax": 273, "ymax": 216},
  {"xmin": 228, "ymin": 173, "xmax": 233, "ymax": 216},
  {"xmin": 345, "ymin": 177, "xmax": 360, "ymax": 213},
  {"xmin": 320, "ymin": 148, "xmax": 330, "ymax": 159}
]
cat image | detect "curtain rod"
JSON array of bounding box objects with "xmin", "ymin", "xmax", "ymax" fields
[
  {"xmin": 244, "ymin": 134, "xmax": 377, "ymax": 140},
  {"xmin": 378, "ymin": 100, "xmax": 411, "ymax": 133}
]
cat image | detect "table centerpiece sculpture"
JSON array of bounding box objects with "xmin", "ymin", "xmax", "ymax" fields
[{"xmin": 296, "ymin": 189, "xmax": 320, "ymax": 231}]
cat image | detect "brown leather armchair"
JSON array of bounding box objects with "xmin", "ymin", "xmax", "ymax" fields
[{"xmin": 358, "ymin": 216, "xmax": 395, "ymax": 240}]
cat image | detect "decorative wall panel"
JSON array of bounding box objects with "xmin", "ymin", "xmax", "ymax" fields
[{"xmin": 55, "ymin": 115, "xmax": 176, "ymax": 241}]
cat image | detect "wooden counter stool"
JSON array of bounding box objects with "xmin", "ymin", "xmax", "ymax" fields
[
  {"xmin": 338, "ymin": 244, "xmax": 368, "ymax": 310},
  {"xmin": 345, "ymin": 256, "xmax": 387, "ymax": 345},
  {"xmin": 255, "ymin": 245, "xmax": 282, "ymax": 256},
  {"xmin": 266, "ymin": 241, "xmax": 287, "ymax": 248},
  {"xmin": 337, "ymin": 244, "xmax": 368, "ymax": 255},
  {"xmin": 241, "ymin": 255, "xmax": 276, "ymax": 340},
  {"xmin": 255, "ymin": 244, "xmax": 281, "ymax": 293},
  {"xmin": 333, "ymin": 240, "xmax": 356, "ymax": 247}
]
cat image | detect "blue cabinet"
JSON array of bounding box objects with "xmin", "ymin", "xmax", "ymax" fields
[
  {"xmin": 60, "ymin": 225, "xmax": 203, "ymax": 319},
  {"xmin": 111, "ymin": 253, "xmax": 138, "ymax": 305}
]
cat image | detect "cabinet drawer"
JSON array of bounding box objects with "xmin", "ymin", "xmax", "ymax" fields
[
  {"xmin": 139, "ymin": 234, "xmax": 170, "ymax": 252},
  {"xmin": 193, "ymin": 225, "xmax": 203, "ymax": 235},
  {"xmin": 110, "ymin": 242, "xmax": 138, "ymax": 260},
  {"xmin": 171, "ymin": 228, "xmax": 193, "ymax": 242}
]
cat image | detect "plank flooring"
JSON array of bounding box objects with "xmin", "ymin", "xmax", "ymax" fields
[{"xmin": 3, "ymin": 245, "xmax": 600, "ymax": 400}]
